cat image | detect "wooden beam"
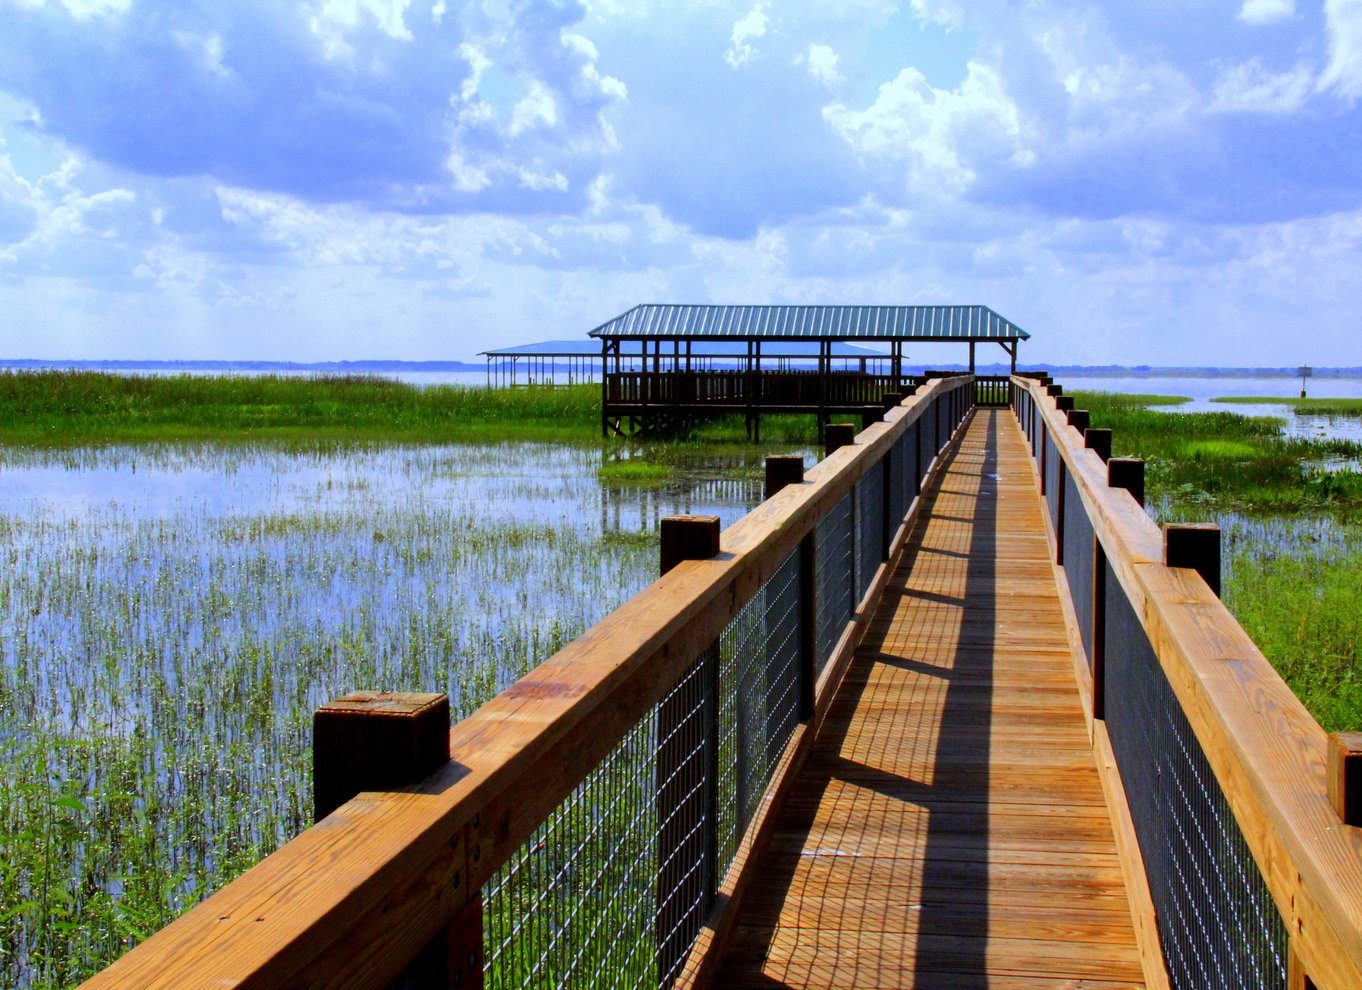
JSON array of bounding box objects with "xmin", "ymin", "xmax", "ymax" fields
[{"xmin": 1328, "ymin": 732, "xmax": 1362, "ymax": 827}]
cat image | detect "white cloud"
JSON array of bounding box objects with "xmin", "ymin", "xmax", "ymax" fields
[
  {"xmin": 309, "ymin": 0, "xmax": 413, "ymax": 59},
  {"xmin": 510, "ymin": 81, "xmax": 559, "ymax": 135},
  {"xmin": 59, "ymin": 0, "xmax": 131, "ymax": 19},
  {"xmin": 1319, "ymin": 0, "xmax": 1362, "ymax": 100},
  {"xmin": 726, "ymin": 3, "xmax": 769, "ymax": 68},
  {"xmin": 173, "ymin": 31, "xmax": 233, "ymax": 80},
  {"xmin": 824, "ymin": 61, "xmax": 1027, "ymax": 195},
  {"xmin": 517, "ymin": 167, "xmax": 568, "ymax": 191},
  {"xmin": 1237, "ymin": 0, "xmax": 1294, "ymax": 25},
  {"xmin": 802, "ymin": 44, "xmax": 842, "ymax": 86},
  {"xmin": 1210, "ymin": 59, "xmax": 1313, "ymax": 113}
]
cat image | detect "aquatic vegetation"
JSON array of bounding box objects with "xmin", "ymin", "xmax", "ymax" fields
[
  {"xmin": 1083, "ymin": 390, "xmax": 1362, "ymax": 732},
  {"xmin": 0, "ymin": 438, "xmax": 805, "ymax": 987},
  {"xmin": 0, "ymin": 371, "xmax": 602, "ymax": 446},
  {"xmin": 1212, "ymin": 396, "xmax": 1362, "ymax": 415},
  {"xmin": 1072, "ymin": 389, "xmax": 1362, "ymax": 513}
]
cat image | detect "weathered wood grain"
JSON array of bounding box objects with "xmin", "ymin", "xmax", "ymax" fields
[
  {"xmin": 1019, "ymin": 376, "xmax": 1362, "ymax": 990},
  {"xmin": 710, "ymin": 411, "xmax": 1148, "ymax": 989}
]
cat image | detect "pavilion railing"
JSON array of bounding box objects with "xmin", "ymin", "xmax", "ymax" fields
[
  {"xmin": 605, "ymin": 369, "xmax": 912, "ymax": 408},
  {"xmin": 79, "ymin": 378, "xmax": 976, "ymax": 990},
  {"xmin": 1013, "ymin": 375, "xmax": 1362, "ymax": 990}
]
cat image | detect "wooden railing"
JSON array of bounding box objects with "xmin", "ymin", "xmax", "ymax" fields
[
  {"xmin": 604, "ymin": 370, "xmax": 912, "ymax": 408},
  {"xmin": 1013, "ymin": 375, "xmax": 1362, "ymax": 990},
  {"xmin": 973, "ymin": 374, "xmax": 1011, "ymax": 406},
  {"xmin": 79, "ymin": 377, "xmax": 977, "ymax": 989}
]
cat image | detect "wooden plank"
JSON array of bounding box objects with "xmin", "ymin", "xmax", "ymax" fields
[
  {"xmin": 1019, "ymin": 376, "xmax": 1362, "ymax": 989},
  {"xmin": 710, "ymin": 411, "xmax": 1148, "ymax": 989}
]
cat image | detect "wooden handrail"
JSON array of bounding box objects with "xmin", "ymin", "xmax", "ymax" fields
[
  {"xmin": 1014, "ymin": 376, "xmax": 1362, "ymax": 990},
  {"xmin": 80, "ymin": 379, "xmax": 975, "ymax": 989}
]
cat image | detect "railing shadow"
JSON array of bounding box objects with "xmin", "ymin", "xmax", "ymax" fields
[
  {"xmin": 714, "ymin": 411, "xmax": 1000, "ymax": 987},
  {"xmin": 911, "ymin": 410, "xmax": 996, "ymax": 988}
]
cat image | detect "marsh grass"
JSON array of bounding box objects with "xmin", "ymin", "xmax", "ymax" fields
[
  {"xmin": 0, "ymin": 371, "xmax": 601, "ymax": 446},
  {"xmin": 1218, "ymin": 516, "xmax": 1362, "ymax": 733},
  {"xmin": 0, "ymin": 436, "xmax": 805, "ymax": 987},
  {"xmin": 1212, "ymin": 396, "xmax": 1362, "ymax": 415},
  {"xmin": 1071, "ymin": 390, "xmax": 1362, "ymax": 513},
  {"xmin": 1076, "ymin": 390, "xmax": 1362, "ymax": 732}
]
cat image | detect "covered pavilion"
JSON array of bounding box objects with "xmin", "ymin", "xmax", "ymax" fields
[{"xmin": 586, "ymin": 303, "xmax": 1029, "ymax": 437}]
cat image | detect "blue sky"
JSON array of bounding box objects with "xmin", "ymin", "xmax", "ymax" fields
[{"xmin": 1, "ymin": 0, "xmax": 1360, "ymax": 366}]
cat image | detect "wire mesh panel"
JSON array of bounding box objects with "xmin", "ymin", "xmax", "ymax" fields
[
  {"xmin": 484, "ymin": 713, "xmax": 660, "ymax": 990},
  {"xmin": 484, "ymin": 547, "xmax": 806, "ymax": 990},
  {"xmin": 711, "ymin": 546, "xmax": 803, "ymax": 931},
  {"xmin": 814, "ymin": 493, "xmax": 854, "ymax": 673},
  {"xmin": 1062, "ymin": 471, "xmax": 1095, "ymax": 669},
  {"xmin": 1044, "ymin": 432, "xmax": 1061, "ymax": 533},
  {"xmin": 854, "ymin": 460, "xmax": 885, "ymax": 603},
  {"xmin": 887, "ymin": 432, "xmax": 906, "ymax": 536},
  {"xmin": 1103, "ymin": 559, "xmax": 1287, "ymax": 990}
]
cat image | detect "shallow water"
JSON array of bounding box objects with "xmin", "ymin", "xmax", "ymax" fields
[
  {"xmin": 1066, "ymin": 374, "xmax": 1362, "ymax": 443},
  {"xmin": 0, "ymin": 438, "xmax": 812, "ymax": 985}
]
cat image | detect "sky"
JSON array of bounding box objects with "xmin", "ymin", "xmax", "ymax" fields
[{"xmin": 1, "ymin": 0, "xmax": 1361, "ymax": 366}]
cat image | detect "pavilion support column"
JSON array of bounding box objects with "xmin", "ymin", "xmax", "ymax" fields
[
  {"xmin": 817, "ymin": 341, "xmax": 828, "ymax": 443},
  {"xmin": 969, "ymin": 341, "xmax": 976, "ymax": 374}
]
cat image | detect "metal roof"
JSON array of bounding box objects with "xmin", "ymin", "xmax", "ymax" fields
[
  {"xmin": 481, "ymin": 339, "xmax": 896, "ymax": 358},
  {"xmin": 586, "ymin": 304, "xmax": 1028, "ymax": 341},
  {"xmin": 481, "ymin": 340, "xmax": 603, "ymax": 357}
]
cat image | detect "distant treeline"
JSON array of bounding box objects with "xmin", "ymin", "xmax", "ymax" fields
[{"xmin": 2, "ymin": 359, "xmax": 1360, "ymax": 378}]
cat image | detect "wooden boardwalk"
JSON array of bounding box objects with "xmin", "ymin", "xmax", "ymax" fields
[{"xmin": 715, "ymin": 409, "xmax": 1146, "ymax": 988}]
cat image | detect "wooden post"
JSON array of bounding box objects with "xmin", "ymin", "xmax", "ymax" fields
[
  {"xmin": 882, "ymin": 391, "xmax": 904, "ymax": 410},
  {"xmin": 1327, "ymin": 732, "xmax": 1362, "ymax": 826},
  {"xmin": 1056, "ymin": 395, "xmax": 1075, "ymax": 412},
  {"xmin": 657, "ymin": 516, "xmax": 721, "ymax": 985},
  {"xmin": 1164, "ymin": 523, "xmax": 1221, "ymax": 598},
  {"xmin": 861, "ymin": 408, "xmax": 883, "ymax": 429},
  {"xmin": 1047, "ymin": 384, "xmax": 1063, "ymax": 397},
  {"xmin": 313, "ymin": 692, "xmax": 450, "ymax": 822},
  {"xmin": 313, "ymin": 693, "xmax": 473, "ymax": 988},
  {"xmin": 1290, "ymin": 941, "xmax": 1319, "ymax": 990},
  {"xmin": 660, "ymin": 515, "xmax": 720, "ymax": 575},
  {"xmin": 765, "ymin": 455, "xmax": 804, "ymax": 500},
  {"xmin": 1066, "ymin": 408, "xmax": 1090, "ymax": 435},
  {"xmin": 1108, "ymin": 457, "xmax": 1145, "ymax": 508},
  {"xmin": 1084, "ymin": 427, "xmax": 1112, "ymax": 463},
  {"xmin": 825, "ymin": 423, "xmax": 856, "ymax": 457}
]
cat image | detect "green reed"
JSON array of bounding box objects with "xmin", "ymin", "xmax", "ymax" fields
[
  {"xmin": 1074, "ymin": 390, "xmax": 1362, "ymax": 731},
  {"xmin": 1071, "ymin": 389, "xmax": 1362, "ymax": 513},
  {"xmin": 0, "ymin": 371, "xmax": 601, "ymax": 446}
]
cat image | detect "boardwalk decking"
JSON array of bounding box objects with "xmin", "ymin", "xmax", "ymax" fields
[{"xmin": 715, "ymin": 409, "xmax": 1146, "ymax": 988}]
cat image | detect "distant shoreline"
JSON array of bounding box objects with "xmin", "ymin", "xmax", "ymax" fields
[{"xmin": 1, "ymin": 359, "xmax": 1358, "ymax": 378}]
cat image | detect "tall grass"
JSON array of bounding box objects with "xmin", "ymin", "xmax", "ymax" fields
[
  {"xmin": 1212, "ymin": 396, "xmax": 1362, "ymax": 415},
  {"xmin": 1071, "ymin": 389, "xmax": 1362, "ymax": 513},
  {"xmin": 0, "ymin": 371, "xmax": 601, "ymax": 445},
  {"xmin": 1074, "ymin": 390, "xmax": 1362, "ymax": 731},
  {"xmin": 1220, "ymin": 516, "xmax": 1362, "ymax": 733},
  {"xmin": 0, "ymin": 438, "xmax": 793, "ymax": 987}
]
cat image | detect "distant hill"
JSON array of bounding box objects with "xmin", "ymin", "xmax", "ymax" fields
[
  {"xmin": 0, "ymin": 359, "xmax": 486, "ymax": 373},
  {"xmin": 2, "ymin": 359, "xmax": 1359, "ymax": 377}
]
